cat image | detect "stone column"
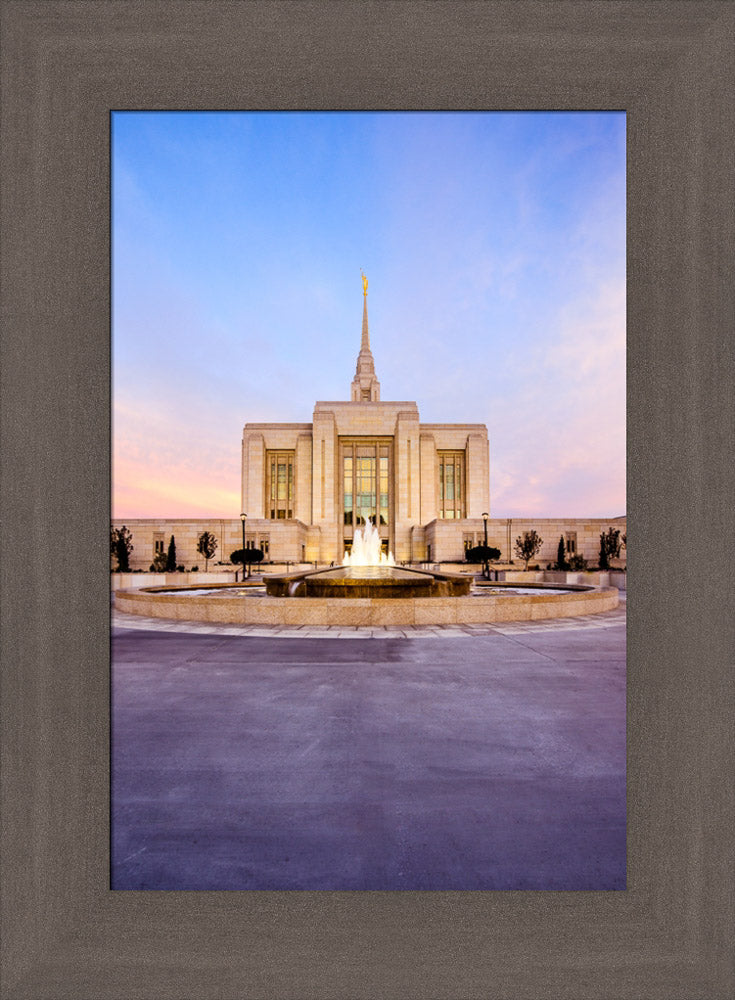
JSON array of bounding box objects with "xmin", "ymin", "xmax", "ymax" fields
[
  {"xmin": 394, "ymin": 410, "xmax": 421, "ymax": 562},
  {"xmin": 242, "ymin": 431, "xmax": 265, "ymax": 517},
  {"xmin": 465, "ymin": 430, "xmax": 490, "ymax": 517},
  {"xmin": 294, "ymin": 432, "xmax": 313, "ymax": 524},
  {"xmin": 419, "ymin": 432, "xmax": 438, "ymax": 525},
  {"xmin": 311, "ymin": 409, "xmax": 338, "ymax": 562}
]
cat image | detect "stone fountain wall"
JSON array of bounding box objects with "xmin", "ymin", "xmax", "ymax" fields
[{"xmin": 116, "ymin": 585, "xmax": 618, "ymax": 627}]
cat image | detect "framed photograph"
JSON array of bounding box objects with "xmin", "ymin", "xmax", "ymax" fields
[
  {"xmin": 109, "ymin": 106, "xmax": 627, "ymax": 895},
  {"xmin": 2, "ymin": 2, "xmax": 732, "ymax": 997}
]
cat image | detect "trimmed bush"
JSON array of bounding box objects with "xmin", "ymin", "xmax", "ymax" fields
[
  {"xmin": 165, "ymin": 535, "xmax": 177, "ymax": 572},
  {"xmin": 110, "ymin": 525, "xmax": 134, "ymax": 572},
  {"xmin": 555, "ymin": 535, "xmax": 568, "ymax": 571},
  {"xmin": 465, "ymin": 544, "xmax": 501, "ymax": 564}
]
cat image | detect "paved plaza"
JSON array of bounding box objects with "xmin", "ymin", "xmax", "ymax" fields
[{"xmin": 111, "ymin": 598, "xmax": 626, "ymax": 890}]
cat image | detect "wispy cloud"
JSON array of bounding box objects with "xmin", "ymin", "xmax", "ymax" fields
[
  {"xmin": 490, "ymin": 278, "xmax": 626, "ymax": 516},
  {"xmin": 113, "ymin": 111, "xmax": 625, "ymax": 519}
]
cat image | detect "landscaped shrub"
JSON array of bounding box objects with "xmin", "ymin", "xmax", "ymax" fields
[
  {"xmin": 110, "ymin": 525, "xmax": 134, "ymax": 572},
  {"xmin": 165, "ymin": 535, "xmax": 177, "ymax": 572},
  {"xmin": 555, "ymin": 535, "xmax": 568, "ymax": 571},
  {"xmin": 514, "ymin": 530, "xmax": 543, "ymax": 570},
  {"xmin": 598, "ymin": 527, "xmax": 622, "ymax": 570},
  {"xmin": 230, "ymin": 548, "xmax": 264, "ymax": 577},
  {"xmin": 464, "ymin": 545, "xmax": 501, "ymax": 564},
  {"xmin": 196, "ymin": 531, "xmax": 218, "ymax": 572},
  {"xmin": 151, "ymin": 551, "xmax": 168, "ymax": 572}
]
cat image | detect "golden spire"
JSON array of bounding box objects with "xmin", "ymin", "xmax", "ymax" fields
[{"xmin": 351, "ymin": 272, "xmax": 380, "ymax": 401}]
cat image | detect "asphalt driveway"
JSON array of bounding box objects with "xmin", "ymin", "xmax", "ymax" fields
[{"xmin": 112, "ymin": 618, "xmax": 626, "ymax": 890}]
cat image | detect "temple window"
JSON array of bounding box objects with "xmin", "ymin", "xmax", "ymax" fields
[
  {"xmin": 438, "ymin": 451, "xmax": 465, "ymax": 519},
  {"xmin": 341, "ymin": 439, "xmax": 392, "ymax": 532},
  {"xmin": 266, "ymin": 451, "xmax": 294, "ymax": 519}
]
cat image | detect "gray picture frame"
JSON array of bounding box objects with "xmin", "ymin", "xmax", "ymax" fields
[{"xmin": 1, "ymin": 2, "xmax": 733, "ymax": 997}]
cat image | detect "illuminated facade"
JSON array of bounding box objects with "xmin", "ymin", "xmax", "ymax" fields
[
  {"xmin": 113, "ymin": 284, "xmax": 625, "ymax": 571},
  {"xmin": 239, "ymin": 284, "xmax": 490, "ymax": 564}
]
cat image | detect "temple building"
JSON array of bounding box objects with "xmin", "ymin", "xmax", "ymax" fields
[
  {"xmin": 113, "ymin": 278, "xmax": 625, "ymax": 571},
  {"xmin": 240, "ymin": 275, "xmax": 489, "ymax": 565}
]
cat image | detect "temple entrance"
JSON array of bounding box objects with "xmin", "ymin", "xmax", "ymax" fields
[{"xmin": 339, "ymin": 438, "xmax": 393, "ymax": 558}]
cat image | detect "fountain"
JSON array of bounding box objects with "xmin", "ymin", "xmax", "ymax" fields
[
  {"xmin": 116, "ymin": 523, "xmax": 619, "ymax": 625},
  {"xmin": 265, "ymin": 522, "xmax": 470, "ymax": 599},
  {"xmin": 342, "ymin": 521, "xmax": 395, "ymax": 567}
]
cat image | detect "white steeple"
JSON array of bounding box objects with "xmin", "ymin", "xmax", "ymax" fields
[{"xmin": 351, "ymin": 272, "xmax": 380, "ymax": 402}]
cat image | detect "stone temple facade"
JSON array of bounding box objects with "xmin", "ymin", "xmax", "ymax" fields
[
  {"xmin": 240, "ymin": 284, "xmax": 490, "ymax": 565},
  {"xmin": 113, "ymin": 284, "xmax": 625, "ymax": 571}
]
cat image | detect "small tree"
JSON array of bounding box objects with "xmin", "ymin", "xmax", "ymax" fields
[
  {"xmin": 110, "ymin": 525, "xmax": 134, "ymax": 572},
  {"xmin": 151, "ymin": 550, "xmax": 168, "ymax": 572},
  {"xmin": 243, "ymin": 548, "xmax": 264, "ymax": 573},
  {"xmin": 555, "ymin": 535, "xmax": 568, "ymax": 571},
  {"xmin": 465, "ymin": 544, "xmax": 501, "ymax": 578},
  {"xmin": 514, "ymin": 530, "xmax": 543, "ymax": 571},
  {"xmin": 465, "ymin": 544, "xmax": 502, "ymax": 564},
  {"xmin": 165, "ymin": 535, "xmax": 177, "ymax": 572},
  {"xmin": 196, "ymin": 531, "xmax": 218, "ymax": 572},
  {"xmin": 599, "ymin": 527, "xmax": 621, "ymax": 570},
  {"xmin": 230, "ymin": 547, "xmax": 264, "ymax": 579}
]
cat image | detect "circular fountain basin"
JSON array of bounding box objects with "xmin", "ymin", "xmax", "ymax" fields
[
  {"xmin": 265, "ymin": 565, "xmax": 471, "ymax": 599},
  {"xmin": 115, "ymin": 578, "xmax": 618, "ymax": 626}
]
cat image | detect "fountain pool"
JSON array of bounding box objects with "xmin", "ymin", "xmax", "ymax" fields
[{"xmin": 115, "ymin": 526, "xmax": 618, "ymax": 626}]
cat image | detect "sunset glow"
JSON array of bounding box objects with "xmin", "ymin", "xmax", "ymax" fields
[{"xmin": 113, "ymin": 111, "xmax": 625, "ymax": 519}]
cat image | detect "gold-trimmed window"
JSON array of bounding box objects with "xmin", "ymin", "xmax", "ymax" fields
[
  {"xmin": 438, "ymin": 451, "xmax": 465, "ymax": 519},
  {"xmin": 266, "ymin": 451, "xmax": 294, "ymax": 519},
  {"xmin": 341, "ymin": 439, "xmax": 391, "ymax": 531}
]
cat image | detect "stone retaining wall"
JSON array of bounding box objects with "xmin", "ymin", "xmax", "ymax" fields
[{"xmin": 115, "ymin": 585, "xmax": 619, "ymax": 627}]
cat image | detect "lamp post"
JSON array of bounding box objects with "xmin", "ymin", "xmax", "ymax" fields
[
  {"xmin": 482, "ymin": 512, "xmax": 489, "ymax": 580},
  {"xmin": 240, "ymin": 512, "xmax": 248, "ymax": 580}
]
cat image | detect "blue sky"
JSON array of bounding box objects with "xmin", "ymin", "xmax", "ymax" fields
[{"xmin": 113, "ymin": 111, "xmax": 625, "ymax": 518}]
